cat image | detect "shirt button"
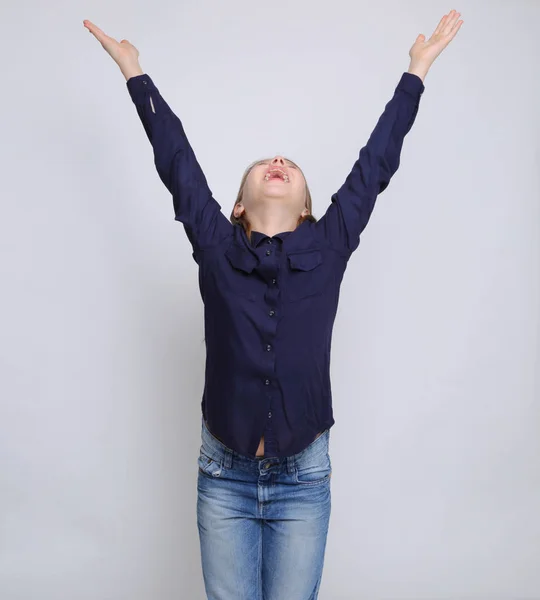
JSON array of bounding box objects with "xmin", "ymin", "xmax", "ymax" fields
[
  {"xmin": 271, "ymin": 278, "xmax": 277, "ymax": 284},
  {"xmin": 265, "ymin": 379, "xmax": 270, "ymax": 385},
  {"xmin": 267, "ymin": 239, "xmax": 273, "ymax": 244},
  {"xmin": 268, "ymin": 411, "xmax": 272, "ymax": 418},
  {"xmin": 266, "ymin": 249, "xmax": 271, "ymax": 256},
  {"xmin": 266, "ymin": 344, "xmax": 272, "ymax": 351},
  {"xmin": 269, "ymin": 310, "xmax": 275, "ymax": 317}
]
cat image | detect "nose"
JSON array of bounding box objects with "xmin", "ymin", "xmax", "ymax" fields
[{"xmin": 270, "ymin": 155, "xmax": 286, "ymax": 166}]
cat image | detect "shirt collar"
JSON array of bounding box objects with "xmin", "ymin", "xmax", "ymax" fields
[{"xmin": 250, "ymin": 230, "xmax": 293, "ymax": 248}]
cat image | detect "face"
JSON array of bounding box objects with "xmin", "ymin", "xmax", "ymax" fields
[{"xmin": 234, "ymin": 155, "xmax": 309, "ymax": 220}]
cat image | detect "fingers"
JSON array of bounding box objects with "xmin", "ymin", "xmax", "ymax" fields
[
  {"xmin": 445, "ymin": 19, "xmax": 463, "ymax": 42},
  {"xmin": 433, "ymin": 13, "xmax": 448, "ymax": 36},
  {"xmin": 442, "ymin": 10, "xmax": 461, "ymax": 36},
  {"xmin": 83, "ymin": 19, "xmax": 115, "ymax": 44},
  {"xmin": 433, "ymin": 9, "xmax": 461, "ymax": 38}
]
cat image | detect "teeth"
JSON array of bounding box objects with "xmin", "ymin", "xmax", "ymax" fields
[{"xmin": 264, "ymin": 169, "xmax": 289, "ymax": 182}]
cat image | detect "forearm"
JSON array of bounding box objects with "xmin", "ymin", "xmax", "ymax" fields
[
  {"xmin": 319, "ymin": 71, "xmax": 425, "ymax": 253},
  {"xmin": 125, "ymin": 72, "xmax": 232, "ymax": 248},
  {"xmin": 126, "ymin": 73, "xmax": 207, "ymax": 187}
]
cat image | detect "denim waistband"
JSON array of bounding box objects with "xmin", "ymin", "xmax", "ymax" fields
[{"xmin": 200, "ymin": 416, "xmax": 330, "ymax": 473}]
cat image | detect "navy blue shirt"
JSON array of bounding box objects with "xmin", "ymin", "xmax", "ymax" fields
[{"xmin": 126, "ymin": 70, "xmax": 425, "ymax": 458}]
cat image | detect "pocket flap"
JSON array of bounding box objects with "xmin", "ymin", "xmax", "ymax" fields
[
  {"xmin": 287, "ymin": 249, "xmax": 322, "ymax": 271},
  {"xmin": 225, "ymin": 243, "xmax": 258, "ymax": 273}
]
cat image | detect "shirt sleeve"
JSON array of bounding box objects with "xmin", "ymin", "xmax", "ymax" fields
[
  {"xmin": 315, "ymin": 72, "xmax": 425, "ymax": 256},
  {"xmin": 126, "ymin": 74, "xmax": 232, "ymax": 252}
]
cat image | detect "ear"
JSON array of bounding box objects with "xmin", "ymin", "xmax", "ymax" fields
[
  {"xmin": 234, "ymin": 203, "xmax": 245, "ymax": 218},
  {"xmin": 300, "ymin": 207, "xmax": 310, "ymax": 217}
]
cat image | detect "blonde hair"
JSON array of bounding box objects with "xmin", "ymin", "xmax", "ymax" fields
[{"xmin": 229, "ymin": 157, "xmax": 317, "ymax": 242}]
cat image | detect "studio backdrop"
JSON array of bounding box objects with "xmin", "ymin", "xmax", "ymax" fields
[{"xmin": 1, "ymin": 1, "xmax": 539, "ymax": 598}]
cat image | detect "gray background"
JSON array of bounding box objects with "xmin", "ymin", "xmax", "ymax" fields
[{"xmin": 1, "ymin": 0, "xmax": 539, "ymax": 598}]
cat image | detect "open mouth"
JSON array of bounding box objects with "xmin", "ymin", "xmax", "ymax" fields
[{"xmin": 264, "ymin": 168, "xmax": 289, "ymax": 183}]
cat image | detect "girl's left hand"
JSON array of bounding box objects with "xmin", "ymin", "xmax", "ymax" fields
[{"xmin": 409, "ymin": 9, "xmax": 464, "ymax": 68}]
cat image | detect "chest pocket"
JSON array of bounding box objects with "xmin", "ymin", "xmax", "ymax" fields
[
  {"xmin": 285, "ymin": 249, "xmax": 324, "ymax": 302},
  {"xmin": 222, "ymin": 243, "xmax": 265, "ymax": 301}
]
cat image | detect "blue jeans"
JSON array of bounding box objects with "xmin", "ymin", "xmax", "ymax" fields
[{"xmin": 196, "ymin": 416, "xmax": 332, "ymax": 600}]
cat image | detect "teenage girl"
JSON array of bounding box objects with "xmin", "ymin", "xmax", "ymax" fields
[{"xmin": 84, "ymin": 11, "xmax": 463, "ymax": 599}]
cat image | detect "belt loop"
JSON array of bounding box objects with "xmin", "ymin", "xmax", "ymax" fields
[
  {"xmin": 223, "ymin": 447, "xmax": 233, "ymax": 469},
  {"xmin": 287, "ymin": 455, "xmax": 295, "ymax": 475}
]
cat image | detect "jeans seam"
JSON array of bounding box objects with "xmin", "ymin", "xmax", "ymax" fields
[{"xmin": 257, "ymin": 520, "xmax": 263, "ymax": 600}]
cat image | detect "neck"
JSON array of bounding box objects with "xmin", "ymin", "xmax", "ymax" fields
[{"xmin": 246, "ymin": 211, "xmax": 300, "ymax": 238}]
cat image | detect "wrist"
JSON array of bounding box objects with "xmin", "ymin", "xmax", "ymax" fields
[
  {"xmin": 120, "ymin": 61, "xmax": 144, "ymax": 81},
  {"xmin": 407, "ymin": 60, "xmax": 430, "ymax": 82}
]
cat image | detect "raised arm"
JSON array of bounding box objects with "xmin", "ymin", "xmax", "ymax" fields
[
  {"xmin": 125, "ymin": 73, "xmax": 232, "ymax": 251},
  {"xmin": 315, "ymin": 71, "xmax": 425, "ymax": 256},
  {"xmin": 315, "ymin": 9, "xmax": 463, "ymax": 257},
  {"xmin": 83, "ymin": 20, "xmax": 232, "ymax": 254}
]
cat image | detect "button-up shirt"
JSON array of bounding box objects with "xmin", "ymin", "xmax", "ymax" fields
[{"xmin": 126, "ymin": 70, "xmax": 425, "ymax": 458}]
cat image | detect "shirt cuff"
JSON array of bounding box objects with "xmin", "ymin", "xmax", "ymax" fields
[
  {"xmin": 126, "ymin": 73, "xmax": 158, "ymax": 101},
  {"xmin": 396, "ymin": 71, "xmax": 425, "ymax": 97}
]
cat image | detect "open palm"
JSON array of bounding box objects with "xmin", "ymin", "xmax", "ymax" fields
[{"xmin": 410, "ymin": 10, "xmax": 463, "ymax": 65}]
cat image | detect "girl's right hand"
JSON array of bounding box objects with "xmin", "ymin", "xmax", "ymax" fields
[{"xmin": 83, "ymin": 19, "xmax": 140, "ymax": 69}]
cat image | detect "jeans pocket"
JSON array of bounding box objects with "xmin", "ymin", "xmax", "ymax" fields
[
  {"xmin": 198, "ymin": 449, "xmax": 223, "ymax": 478},
  {"xmin": 294, "ymin": 450, "xmax": 332, "ymax": 485}
]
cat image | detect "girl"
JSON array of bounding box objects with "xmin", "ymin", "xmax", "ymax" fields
[{"xmin": 84, "ymin": 11, "xmax": 463, "ymax": 599}]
